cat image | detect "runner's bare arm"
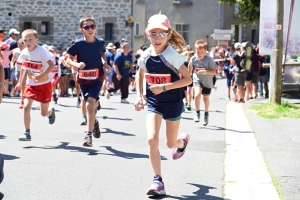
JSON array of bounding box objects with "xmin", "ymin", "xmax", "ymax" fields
[
  {"xmin": 65, "ymin": 54, "xmax": 85, "ymax": 69},
  {"xmin": 136, "ymin": 67, "xmax": 145, "ymax": 99},
  {"xmin": 0, "ymin": 63, "xmax": 4, "ymax": 103},
  {"xmin": 10, "ymin": 55, "xmax": 16, "ymax": 70},
  {"xmin": 113, "ymin": 64, "xmax": 121, "ymax": 76},
  {"xmin": 188, "ymin": 60, "xmax": 193, "ymax": 74},
  {"xmin": 206, "ymin": 68, "xmax": 217, "ymax": 76},
  {"xmin": 164, "ymin": 64, "xmax": 192, "ymax": 91}
]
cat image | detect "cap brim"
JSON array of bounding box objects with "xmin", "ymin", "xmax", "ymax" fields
[
  {"xmin": 15, "ymin": 31, "xmax": 20, "ymax": 34},
  {"xmin": 147, "ymin": 25, "xmax": 169, "ymax": 31}
]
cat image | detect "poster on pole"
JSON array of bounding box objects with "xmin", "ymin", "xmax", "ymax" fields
[
  {"xmin": 218, "ymin": 41, "xmax": 228, "ymax": 49},
  {"xmin": 259, "ymin": 0, "xmax": 300, "ymax": 55}
]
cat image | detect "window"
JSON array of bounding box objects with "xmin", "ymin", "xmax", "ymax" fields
[
  {"xmin": 175, "ymin": 24, "xmax": 189, "ymax": 44},
  {"xmin": 134, "ymin": 22, "xmax": 140, "ymax": 36},
  {"xmin": 41, "ymin": 22, "xmax": 49, "ymax": 35},
  {"xmin": 23, "ymin": 22, "xmax": 32, "ymax": 30},
  {"xmin": 105, "ymin": 23, "xmax": 113, "ymax": 41}
]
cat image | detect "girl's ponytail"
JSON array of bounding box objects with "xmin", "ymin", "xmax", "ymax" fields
[{"xmin": 168, "ymin": 28, "xmax": 187, "ymax": 51}]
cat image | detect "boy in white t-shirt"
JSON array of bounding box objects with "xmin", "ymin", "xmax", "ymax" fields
[{"xmin": 15, "ymin": 29, "xmax": 56, "ymax": 141}]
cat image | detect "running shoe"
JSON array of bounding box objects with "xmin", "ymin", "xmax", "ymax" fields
[
  {"xmin": 186, "ymin": 105, "xmax": 191, "ymax": 111},
  {"xmin": 193, "ymin": 113, "xmax": 200, "ymax": 122},
  {"xmin": 80, "ymin": 116, "xmax": 87, "ymax": 126},
  {"xmin": 184, "ymin": 102, "xmax": 188, "ymax": 108},
  {"xmin": 83, "ymin": 134, "xmax": 92, "ymax": 147},
  {"xmin": 93, "ymin": 122, "xmax": 101, "ymax": 138},
  {"xmin": 0, "ymin": 192, "xmax": 3, "ymax": 200},
  {"xmin": 105, "ymin": 91, "xmax": 111, "ymax": 99},
  {"xmin": 121, "ymin": 99, "xmax": 129, "ymax": 104},
  {"xmin": 76, "ymin": 98, "xmax": 81, "ymax": 107},
  {"xmin": 172, "ymin": 133, "xmax": 190, "ymax": 160},
  {"xmin": 97, "ymin": 100, "xmax": 101, "ymax": 111},
  {"xmin": 19, "ymin": 132, "xmax": 31, "ymax": 141},
  {"xmin": 146, "ymin": 178, "xmax": 166, "ymax": 196},
  {"xmin": 3, "ymin": 94, "xmax": 10, "ymax": 98},
  {"xmin": 52, "ymin": 94, "xmax": 58, "ymax": 104},
  {"xmin": 19, "ymin": 101, "xmax": 24, "ymax": 109},
  {"xmin": 203, "ymin": 114, "xmax": 209, "ymax": 126},
  {"xmin": 0, "ymin": 157, "xmax": 4, "ymax": 184},
  {"xmin": 48, "ymin": 107, "xmax": 56, "ymax": 124}
]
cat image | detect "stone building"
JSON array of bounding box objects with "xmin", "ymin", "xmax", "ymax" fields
[
  {"xmin": 0, "ymin": 0, "xmax": 132, "ymax": 50},
  {"xmin": 132, "ymin": 0, "xmax": 259, "ymax": 51}
]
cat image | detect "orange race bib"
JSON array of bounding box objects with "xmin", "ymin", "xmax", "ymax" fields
[
  {"xmin": 79, "ymin": 69, "xmax": 99, "ymax": 80},
  {"xmin": 145, "ymin": 73, "xmax": 171, "ymax": 85},
  {"xmin": 194, "ymin": 68, "xmax": 206, "ymax": 73},
  {"xmin": 22, "ymin": 61, "xmax": 42, "ymax": 72}
]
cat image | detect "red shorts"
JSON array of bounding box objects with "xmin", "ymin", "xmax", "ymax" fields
[
  {"xmin": 51, "ymin": 76, "xmax": 60, "ymax": 86},
  {"xmin": 23, "ymin": 82, "xmax": 52, "ymax": 103}
]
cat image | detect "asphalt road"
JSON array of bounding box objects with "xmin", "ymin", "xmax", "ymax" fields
[{"xmin": 0, "ymin": 79, "xmax": 228, "ymax": 200}]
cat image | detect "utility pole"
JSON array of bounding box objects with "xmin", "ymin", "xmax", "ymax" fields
[{"xmin": 271, "ymin": 0, "xmax": 284, "ymax": 104}]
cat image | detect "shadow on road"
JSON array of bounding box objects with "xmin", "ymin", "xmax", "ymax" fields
[
  {"xmin": 1, "ymin": 101, "xmax": 19, "ymax": 105},
  {"xmin": 101, "ymin": 128, "xmax": 135, "ymax": 136},
  {"xmin": 101, "ymin": 146, "xmax": 167, "ymax": 160},
  {"xmin": 23, "ymin": 142, "xmax": 99, "ymax": 156},
  {"xmin": 148, "ymin": 183, "xmax": 223, "ymax": 199},
  {"xmin": 58, "ymin": 104, "xmax": 78, "ymax": 108},
  {"xmin": 200, "ymin": 126, "xmax": 252, "ymax": 133},
  {"xmin": 0, "ymin": 153, "xmax": 20, "ymax": 160},
  {"xmin": 0, "ymin": 135, "xmax": 6, "ymax": 140},
  {"xmin": 101, "ymin": 116, "xmax": 132, "ymax": 121}
]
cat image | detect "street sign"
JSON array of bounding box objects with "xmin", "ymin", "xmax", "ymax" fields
[
  {"xmin": 213, "ymin": 33, "xmax": 231, "ymax": 40},
  {"xmin": 214, "ymin": 29, "xmax": 233, "ymax": 34}
]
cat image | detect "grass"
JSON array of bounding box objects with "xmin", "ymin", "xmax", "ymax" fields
[
  {"xmin": 250, "ymin": 101, "xmax": 300, "ymax": 119},
  {"xmin": 265, "ymin": 161, "xmax": 285, "ymax": 200}
]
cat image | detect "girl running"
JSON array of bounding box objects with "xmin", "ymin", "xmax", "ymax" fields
[{"xmin": 134, "ymin": 13, "xmax": 192, "ymax": 196}]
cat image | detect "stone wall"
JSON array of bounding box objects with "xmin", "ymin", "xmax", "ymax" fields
[{"xmin": 0, "ymin": 0, "xmax": 132, "ymax": 50}]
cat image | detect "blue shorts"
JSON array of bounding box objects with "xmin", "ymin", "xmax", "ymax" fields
[
  {"xmin": 80, "ymin": 81, "xmax": 103, "ymax": 102},
  {"xmin": 11, "ymin": 69, "xmax": 18, "ymax": 81},
  {"xmin": 148, "ymin": 101, "xmax": 185, "ymax": 121},
  {"xmin": 226, "ymin": 78, "xmax": 232, "ymax": 87},
  {"xmin": 4, "ymin": 68, "xmax": 10, "ymax": 80}
]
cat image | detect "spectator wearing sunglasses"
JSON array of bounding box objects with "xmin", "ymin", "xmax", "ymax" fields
[{"xmin": 66, "ymin": 16, "xmax": 110, "ymax": 147}]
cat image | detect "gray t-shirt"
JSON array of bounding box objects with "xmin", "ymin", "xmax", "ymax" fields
[
  {"xmin": 190, "ymin": 55, "xmax": 216, "ymax": 88},
  {"xmin": 13, "ymin": 49, "xmax": 22, "ymax": 71}
]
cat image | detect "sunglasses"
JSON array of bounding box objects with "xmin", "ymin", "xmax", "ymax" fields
[
  {"xmin": 149, "ymin": 32, "xmax": 168, "ymax": 39},
  {"xmin": 82, "ymin": 24, "xmax": 96, "ymax": 30}
]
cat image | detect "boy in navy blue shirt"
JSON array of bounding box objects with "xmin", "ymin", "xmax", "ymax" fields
[
  {"xmin": 223, "ymin": 61, "xmax": 234, "ymax": 100},
  {"xmin": 66, "ymin": 16, "xmax": 110, "ymax": 147}
]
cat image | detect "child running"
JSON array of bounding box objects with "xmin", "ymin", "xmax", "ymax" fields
[
  {"xmin": 66, "ymin": 16, "xmax": 109, "ymax": 147},
  {"xmin": 134, "ymin": 13, "xmax": 192, "ymax": 196},
  {"xmin": 15, "ymin": 29, "xmax": 56, "ymax": 141}
]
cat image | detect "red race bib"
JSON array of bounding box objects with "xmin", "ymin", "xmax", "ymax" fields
[
  {"xmin": 79, "ymin": 69, "xmax": 99, "ymax": 80},
  {"xmin": 194, "ymin": 68, "xmax": 206, "ymax": 73},
  {"xmin": 145, "ymin": 73, "xmax": 171, "ymax": 85},
  {"xmin": 22, "ymin": 61, "xmax": 42, "ymax": 72},
  {"xmin": 52, "ymin": 69, "xmax": 59, "ymax": 73}
]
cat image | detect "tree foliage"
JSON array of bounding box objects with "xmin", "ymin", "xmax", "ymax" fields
[{"xmin": 219, "ymin": 0, "xmax": 260, "ymax": 24}]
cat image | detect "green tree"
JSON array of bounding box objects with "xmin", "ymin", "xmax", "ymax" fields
[{"xmin": 219, "ymin": 0, "xmax": 260, "ymax": 24}]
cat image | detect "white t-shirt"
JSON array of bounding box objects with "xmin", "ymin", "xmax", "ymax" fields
[
  {"xmin": 18, "ymin": 45, "xmax": 53, "ymax": 86},
  {"xmin": 13, "ymin": 48, "xmax": 22, "ymax": 71}
]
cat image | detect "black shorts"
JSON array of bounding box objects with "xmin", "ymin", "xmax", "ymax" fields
[
  {"xmin": 246, "ymin": 72, "xmax": 253, "ymax": 81},
  {"xmin": 80, "ymin": 81, "xmax": 103, "ymax": 102},
  {"xmin": 4, "ymin": 68, "xmax": 11, "ymax": 80},
  {"xmin": 183, "ymin": 81, "xmax": 193, "ymax": 91},
  {"xmin": 194, "ymin": 82, "xmax": 211, "ymax": 96}
]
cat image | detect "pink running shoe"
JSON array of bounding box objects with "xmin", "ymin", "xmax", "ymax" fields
[
  {"xmin": 172, "ymin": 133, "xmax": 190, "ymax": 160},
  {"xmin": 146, "ymin": 178, "xmax": 166, "ymax": 196}
]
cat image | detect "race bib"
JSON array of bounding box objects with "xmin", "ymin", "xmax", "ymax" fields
[
  {"xmin": 52, "ymin": 69, "xmax": 59, "ymax": 73},
  {"xmin": 22, "ymin": 61, "xmax": 42, "ymax": 72},
  {"xmin": 194, "ymin": 68, "xmax": 206, "ymax": 73},
  {"xmin": 79, "ymin": 69, "xmax": 99, "ymax": 80},
  {"xmin": 145, "ymin": 73, "xmax": 171, "ymax": 85}
]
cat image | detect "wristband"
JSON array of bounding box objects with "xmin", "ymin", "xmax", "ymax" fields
[{"xmin": 0, "ymin": 82, "xmax": 4, "ymax": 86}]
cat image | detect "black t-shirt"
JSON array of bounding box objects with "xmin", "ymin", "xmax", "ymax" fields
[{"xmin": 5, "ymin": 38, "xmax": 18, "ymax": 61}]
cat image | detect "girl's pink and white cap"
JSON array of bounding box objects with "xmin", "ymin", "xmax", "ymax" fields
[{"xmin": 147, "ymin": 14, "xmax": 171, "ymax": 31}]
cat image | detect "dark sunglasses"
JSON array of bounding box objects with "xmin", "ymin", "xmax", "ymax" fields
[
  {"xmin": 149, "ymin": 32, "xmax": 168, "ymax": 39},
  {"xmin": 82, "ymin": 24, "xmax": 96, "ymax": 30}
]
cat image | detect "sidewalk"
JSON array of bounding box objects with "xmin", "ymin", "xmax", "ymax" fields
[
  {"xmin": 243, "ymin": 96, "xmax": 300, "ymax": 200},
  {"xmin": 224, "ymin": 101, "xmax": 279, "ymax": 200}
]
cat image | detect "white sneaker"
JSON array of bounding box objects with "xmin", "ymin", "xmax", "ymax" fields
[
  {"xmin": 105, "ymin": 91, "xmax": 111, "ymax": 99},
  {"xmin": 193, "ymin": 113, "xmax": 200, "ymax": 122},
  {"xmin": 121, "ymin": 99, "xmax": 129, "ymax": 104}
]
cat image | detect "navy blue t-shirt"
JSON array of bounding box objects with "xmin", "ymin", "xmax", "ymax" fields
[
  {"xmin": 105, "ymin": 50, "xmax": 114, "ymax": 67},
  {"xmin": 223, "ymin": 64, "xmax": 234, "ymax": 80},
  {"xmin": 112, "ymin": 52, "xmax": 133, "ymax": 77},
  {"xmin": 67, "ymin": 37, "xmax": 105, "ymax": 85},
  {"xmin": 5, "ymin": 38, "xmax": 18, "ymax": 61}
]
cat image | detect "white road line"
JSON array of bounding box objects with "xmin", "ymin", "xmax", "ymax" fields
[{"xmin": 224, "ymin": 102, "xmax": 280, "ymax": 200}]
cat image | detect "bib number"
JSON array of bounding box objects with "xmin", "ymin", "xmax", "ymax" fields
[
  {"xmin": 79, "ymin": 69, "xmax": 99, "ymax": 80},
  {"xmin": 22, "ymin": 61, "xmax": 42, "ymax": 72},
  {"xmin": 194, "ymin": 68, "xmax": 206, "ymax": 73},
  {"xmin": 145, "ymin": 73, "xmax": 171, "ymax": 85}
]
